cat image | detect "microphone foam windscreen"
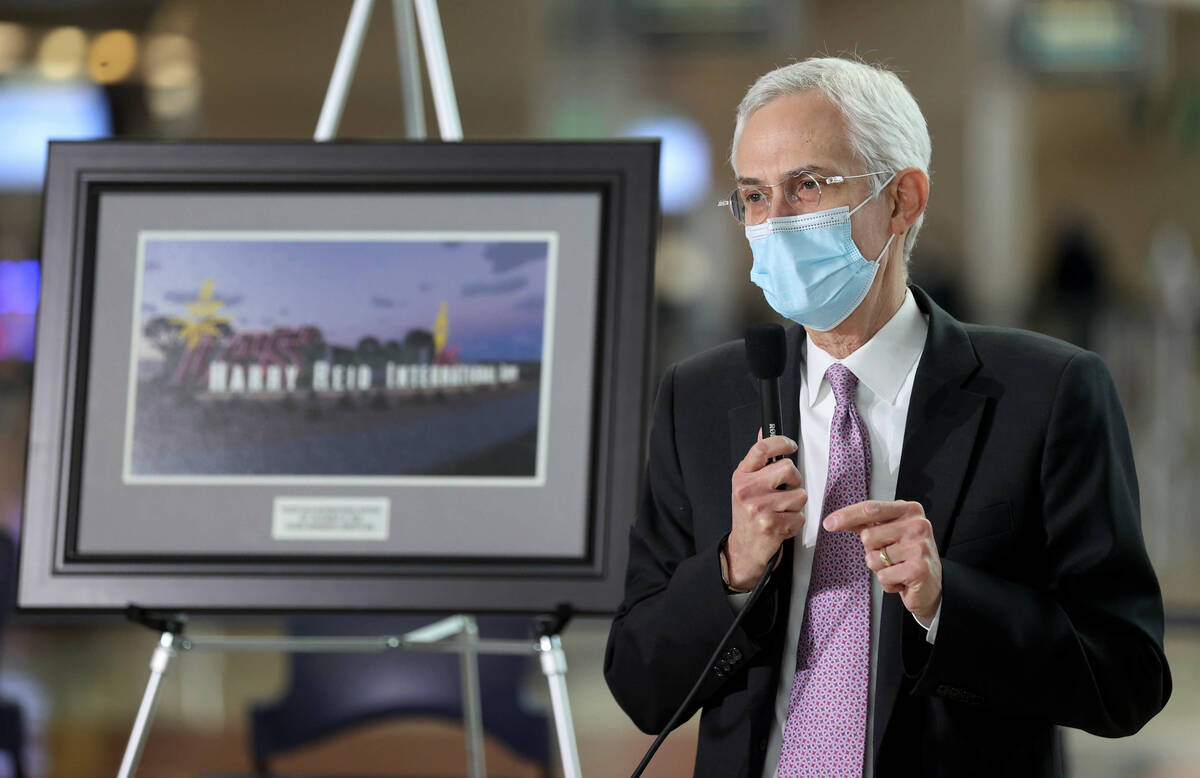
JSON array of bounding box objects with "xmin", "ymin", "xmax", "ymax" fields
[{"xmin": 744, "ymin": 322, "xmax": 787, "ymax": 379}]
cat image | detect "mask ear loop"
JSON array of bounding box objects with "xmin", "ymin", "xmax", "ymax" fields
[
  {"xmin": 849, "ymin": 172, "xmax": 898, "ymax": 263},
  {"xmin": 873, "ymin": 233, "xmax": 896, "ymax": 262},
  {"xmin": 848, "ymin": 171, "xmax": 897, "ymax": 217}
]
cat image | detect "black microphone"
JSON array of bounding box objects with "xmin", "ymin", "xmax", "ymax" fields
[{"xmin": 745, "ymin": 322, "xmax": 791, "ymax": 464}]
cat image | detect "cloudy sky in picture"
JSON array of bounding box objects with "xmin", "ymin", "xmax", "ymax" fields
[{"xmin": 140, "ymin": 236, "xmax": 551, "ymax": 361}]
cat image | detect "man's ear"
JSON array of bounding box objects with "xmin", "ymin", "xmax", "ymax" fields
[{"xmin": 889, "ymin": 167, "xmax": 929, "ymax": 238}]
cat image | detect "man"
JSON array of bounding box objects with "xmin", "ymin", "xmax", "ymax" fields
[{"xmin": 604, "ymin": 57, "xmax": 1171, "ymax": 777}]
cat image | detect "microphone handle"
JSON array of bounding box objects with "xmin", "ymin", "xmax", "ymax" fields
[{"xmin": 758, "ymin": 377, "xmax": 788, "ymax": 464}]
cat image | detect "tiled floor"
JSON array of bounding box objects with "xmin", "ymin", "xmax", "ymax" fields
[{"xmin": 0, "ymin": 615, "xmax": 1195, "ymax": 777}]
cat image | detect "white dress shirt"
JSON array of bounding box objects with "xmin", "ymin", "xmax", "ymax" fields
[{"xmin": 733, "ymin": 289, "xmax": 930, "ymax": 778}]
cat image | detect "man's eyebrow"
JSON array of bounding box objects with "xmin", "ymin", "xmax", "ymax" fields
[{"xmin": 736, "ymin": 164, "xmax": 835, "ymax": 186}]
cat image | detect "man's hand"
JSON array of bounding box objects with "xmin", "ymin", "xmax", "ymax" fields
[
  {"xmin": 726, "ymin": 436, "xmax": 807, "ymax": 591},
  {"xmin": 824, "ymin": 500, "xmax": 942, "ymax": 625}
]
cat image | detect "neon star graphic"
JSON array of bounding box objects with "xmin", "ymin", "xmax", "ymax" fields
[{"xmin": 169, "ymin": 279, "xmax": 232, "ymax": 349}]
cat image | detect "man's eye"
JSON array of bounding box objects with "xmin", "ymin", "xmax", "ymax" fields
[{"xmin": 744, "ymin": 191, "xmax": 766, "ymax": 203}]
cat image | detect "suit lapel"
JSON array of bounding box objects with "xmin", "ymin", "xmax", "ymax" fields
[
  {"xmin": 729, "ymin": 401, "xmax": 759, "ymax": 466},
  {"xmin": 894, "ymin": 288, "xmax": 986, "ymax": 553},
  {"xmin": 782, "ymin": 323, "xmax": 803, "ymax": 448},
  {"xmin": 873, "ymin": 286, "xmax": 986, "ymax": 759}
]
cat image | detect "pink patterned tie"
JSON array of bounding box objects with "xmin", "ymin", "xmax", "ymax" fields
[{"xmin": 776, "ymin": 364, "xmax": 871, "ymax": 777}]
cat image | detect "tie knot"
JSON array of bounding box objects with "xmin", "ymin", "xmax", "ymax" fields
[{"xmin": 824, "ymin": 363, "xmax": 859, "ymax": 406}]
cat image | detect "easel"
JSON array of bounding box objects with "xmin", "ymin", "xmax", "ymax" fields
[
  {"xmin": 313, "ymin": 0, "xmax": 461, "ymax": 142},
  {"xmin": 115, "ymin": 3, "xmax": 583, "ymax": 776},
  {"xmin": 116, "ymin": 607, "xmax": 581, "ymax": 778}
]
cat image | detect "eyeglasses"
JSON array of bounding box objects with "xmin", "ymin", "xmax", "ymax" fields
[{"xmin": 717, "ymin": 170, "xmax": 891, "ymax": 225}]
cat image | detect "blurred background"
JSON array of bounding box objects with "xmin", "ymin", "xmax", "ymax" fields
[{"xmin": 0, "ymin": 0, "xmax": 1198, "ymax": 775}]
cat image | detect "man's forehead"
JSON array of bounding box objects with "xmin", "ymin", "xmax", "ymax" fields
[
  {"xmin": 733, "ymin": 92, "xmax": 852, "ymax": 178},
  {"xmin": 736, "ymin": 163, "xmax": 836, "ymax": 186}
]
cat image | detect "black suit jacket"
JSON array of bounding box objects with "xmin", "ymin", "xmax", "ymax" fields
[{"xmin": 604, "ymin": 287, "xmax": 1171, "ymax": 777}]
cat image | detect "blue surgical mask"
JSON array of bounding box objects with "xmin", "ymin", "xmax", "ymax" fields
[{"xmin": 745, "ymin": 179, "xmax": 896, "ymax": 331}]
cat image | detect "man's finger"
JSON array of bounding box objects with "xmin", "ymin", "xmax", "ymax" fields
[
  {"xmin": 864, "ymin": 543, "xmax": 902, "ymax": 573},
  {"xmin": 772, "ymin": 489, "xmax": 808, "ymax": 514},
  {"xmin": 824, "ymin": 500, "xmax": 921, "ymax": 532},
  {"xmin": 859, "ymin": 522, "xmax": 905, "ymax": 551},
  {"xmin": 761, "ymin": 459, "xmax": 802, "ymax": 490},
  {"xmin": 737, "ymin": 435, "xmax": 798, "ymax": 473},
  {"xmin": 772, "ymin": 512, "xmax": 805, "ymax": 539},
  {"xmin": 875, "ymin": 557, "xmax": 921, "ymax": 590},
  {"xmin": 745, "ymin": 488, "xmax": 807, "ymax": 526}
]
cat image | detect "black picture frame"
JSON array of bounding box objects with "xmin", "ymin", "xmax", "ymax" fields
[{"xmin": 18, "ymin": 140, "xmax": 659, "ymax": 614}]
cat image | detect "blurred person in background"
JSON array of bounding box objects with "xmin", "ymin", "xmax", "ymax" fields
[
  {"xmin": 606, "ymin": 56, "xmax": 1170, "ymax": 777},
  {"xmin": 1035, "ymin": 210, "xmax": 1111, "ymax": 349}
]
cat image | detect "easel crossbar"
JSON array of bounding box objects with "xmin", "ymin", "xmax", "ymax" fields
[{"xmin": 177, "ymin": 635, "xmax": 539, "ymax": 654}]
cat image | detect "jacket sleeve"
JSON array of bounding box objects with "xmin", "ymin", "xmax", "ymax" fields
[
  {"xmin": 604, "ymin": 364, "xmax": 782, "ymax": 735},
  {"xmin": 903, "ymin": 350, "xmax": 1172, "ymax": 736}
]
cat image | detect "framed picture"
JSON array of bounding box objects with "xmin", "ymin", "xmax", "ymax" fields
[{"xmin": 18, "ymin": 140, "xmax": 659, "ymax": 614}]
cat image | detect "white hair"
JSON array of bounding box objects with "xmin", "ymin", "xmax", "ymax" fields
[{"xmin": 732, "ymin": 57, "xmax": 932, "ymax": 259}]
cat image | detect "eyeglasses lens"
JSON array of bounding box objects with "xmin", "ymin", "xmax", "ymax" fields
[{"xmin": 730, "ymin": 172, "xmax": 822, "ymax": 224}]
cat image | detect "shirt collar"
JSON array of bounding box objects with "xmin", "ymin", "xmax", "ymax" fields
[{"xmin": 804, "ymin": 288, "xmax": 927, "ymax": 407}]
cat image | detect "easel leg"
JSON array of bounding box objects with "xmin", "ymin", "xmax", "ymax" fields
[
  {"xmin": 314, "ymin": 0, "xmax": 377, "ymax": 141},
  {"xmin": 116, "ymin": 631, "xmax": 178, "ymax": 778},
  {"xmin": 412, "ymin": 0, "xmax": 463, "ymax": 140},
  {"xmin": 391, "ymin": 0, "xmax": 426, "ymax": 139},
  {"xmin": 458, "ymin": 615, "xmax": 486, "ymax": 778},
  {"xmin": 538, "ymin": 634, "xmax": 582, "ymax": 778}
]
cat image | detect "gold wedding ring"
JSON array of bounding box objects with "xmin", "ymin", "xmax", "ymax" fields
[{"xmin": 879, "ymin": 548, "xmax": 893, "ymax": 567}]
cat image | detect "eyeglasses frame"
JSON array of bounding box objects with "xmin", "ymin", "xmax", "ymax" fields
[{"xmin": 717, "ymin": 169, "xmax": 892, "ymax": 225}]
